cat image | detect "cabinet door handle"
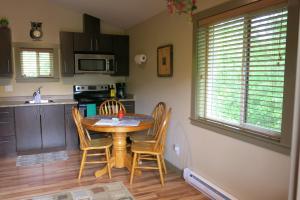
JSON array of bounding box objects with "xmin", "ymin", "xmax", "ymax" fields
[
  {"xmin": 0, "ymin": 121, "xmax": 9, "ymax": 124},
  {"xmin": 7, "ymin": 60, "xmax": 10, "ymax": 73},
  {"xmin": 95, "ymin": 39, "xmax": 98, "ymax": 51},
  {"xmin": 0, "ymin": 140, "xmax": 9, "ymax": 144},
  {"xmin": 115, "ymin": 60, "xmax": 118, "ymax": 73},
  {"xmin": 0, "ymin": 112, "xmax": 9, "ymax": 114},
  {"xmin": 90, "ymin": 39, "xmax": 93, "ymax": 51}
]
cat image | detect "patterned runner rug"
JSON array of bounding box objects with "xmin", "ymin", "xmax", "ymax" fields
[
  {"xmin": 16, "ymin": 151, "xmax": 69, "ymax": 167},
  {"xmin": 30, "ymin": 182, "xmax": 134, "ymax": 200}
]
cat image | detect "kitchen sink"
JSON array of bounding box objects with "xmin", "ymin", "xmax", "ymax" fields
[{"xmin": 24, "ymin": 100, "xmax": 55, "ymax": 104}]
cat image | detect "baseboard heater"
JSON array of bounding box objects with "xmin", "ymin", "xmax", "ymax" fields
[{"xmin": 183, "ymin": 168, "xmax": 238, "ymax": 200}]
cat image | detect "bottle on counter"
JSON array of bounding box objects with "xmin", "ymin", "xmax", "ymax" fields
[{"xmin": 110, "ymin": 84, "xmax": 116, "ymax": 98}]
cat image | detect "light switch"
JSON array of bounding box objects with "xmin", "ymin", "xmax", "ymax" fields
[{"xmin": 4, "ymin": 85, "xmax": 13, "ymax": 92}]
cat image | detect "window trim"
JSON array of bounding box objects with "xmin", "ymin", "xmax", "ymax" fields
[
  {"xmin": 14, "ymin": 42, "xmax": 59, "ymax": 82},
  {"xmin": 191, "ymin": 0, "xmax": 299, "ymax": 155}
]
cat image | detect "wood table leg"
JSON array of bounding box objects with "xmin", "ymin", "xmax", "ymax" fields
[{"xmin": 112, "ymin": 132, "xmax": 127, "ymax": 168}]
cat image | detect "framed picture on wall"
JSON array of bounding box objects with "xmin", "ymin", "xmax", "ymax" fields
[{"xmin": 157, "ymin": 44, "xmax": 173, "ymax": 77}]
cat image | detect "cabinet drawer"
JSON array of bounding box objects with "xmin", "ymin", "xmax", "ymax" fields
[
  {"xmin": 121, "ymin": 101, "xmax": 135, "ymax": 113},
  {"xmin": 0, "ymin": 136, "xmax": 16, "ymax": 154},
  {"xmin": 0, "ymin": 107, "xmax": 14, "ymax": 118},
  {"xmin": 0, "ymin": 117, "xmax": 15, "ymax": 136}
]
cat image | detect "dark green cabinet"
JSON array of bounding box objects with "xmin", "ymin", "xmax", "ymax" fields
[
  {"xmin": 0, "ymin": 107, "xmax": 16, "ymax": 155},
  {"xmin": 0, "ymin": 28, "xmax": 12, "ymax": 77},
  {"xmin": 60, "ymin": 32, "xmax": 74, "ymax": 76},
  {"xmin": 15, "ymin": 106, "xmax": 42, "ymax": 152},
  {"xmin": 74, "ymin": 33, "xmax": 93, "ymax": 52},
  {"xmin": 112, "ymin": 35, "xmax": 129, "ymax": 76},
  {"xmin": 15, "ymin": 105, "xmax": 66, "ymax": 152},
  {"xmin": 121, "ymin": 100, "xmax": 135, "ymax": 113},
  {"xmin": 74, "ymin": 33, "xmax": 113, "ymax": 53},
  {"xmin": 40, "ymin": 105, "xmax": 65, "ymax": 149},
  {"xmin": 65, "ymin": 105, "xmax": 79, "ymax": 150}
]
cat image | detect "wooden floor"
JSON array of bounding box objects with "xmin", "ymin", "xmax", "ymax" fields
[{"xmin": 0, "ymin": 151, "xmax": 210, "ymax": 200}]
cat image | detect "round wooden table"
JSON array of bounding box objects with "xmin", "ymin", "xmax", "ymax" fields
[{"xmin": 81, "ymin": 114, "xmax": 153, "ymax": 177}]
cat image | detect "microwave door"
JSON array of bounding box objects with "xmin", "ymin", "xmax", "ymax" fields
[{"xmin": 77, "ymin": 58, "xmax": 107, "ymax": 73}]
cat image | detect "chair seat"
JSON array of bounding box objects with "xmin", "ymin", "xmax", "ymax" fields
[
  {"xmin": 84, "ymin": 137, "xmax": 113, "ymax": 150},
  {"xmin": 130, "ymin": 132, "xmax": 156, "ymax": 143},
  {"xmin": 131, "ymin": 142, "xmax": 159, "ymax": 155}
]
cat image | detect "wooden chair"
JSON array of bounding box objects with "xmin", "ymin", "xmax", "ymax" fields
[
  {"xmin": 72, "ymin": 106, "xmax": 113, "ymax": 179},
  {"xmin": 130, "ymin": 108, "xmax": 172, "ymax": 186},
  {"xmin": 130, "ymin": 102, "xmax": 166, "ymax": 143},
  {"xmin": 99, "ymin": 99, "xmax": 126, "ymax": 115}
]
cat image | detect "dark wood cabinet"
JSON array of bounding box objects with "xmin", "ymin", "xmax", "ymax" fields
[
  {"xmin": 112, "ymin": 35, "xmax": 129, "ymax": 76},
  {"xmin": 74, "ymin": 33, "xmax": 93, "ymax": 52},
  {"xmin": 15, "ymin": 106, "xmax": 42, "ymax": 152},
  {"xmin": 121, "ymin": 100, "xmax": 135, "ymax": 113},
  {"xmin": 15, "ymin": 104, "xmax": 71, "ymax": 152},
  {"xmin": 98, "ymin": 34, "xmax": 113, "ymax": 53},
  {"xmin": 60, "ymin": 32, "xmax": 74, "ymax": 76},
  {"xmin": 0, "ymin": 28, "xmax": 12, "ymax": 77},
  {"xmin": 65, "ymin": 105, "xmax": 79, "ymax": 150},
  {"xmin": 83, "ymin": 14, "xmax": 100, "ymax": 35},
  {"xmin": 40, "ymin": 105, "xmax": 65, "ymax": 149},
  {"xmin": 74, "ymin": 33, "xmax": 113, "ymax": 53},
  {"xmin": 0, "ymin": 107, "xmax": 16, "ymax": 155}
]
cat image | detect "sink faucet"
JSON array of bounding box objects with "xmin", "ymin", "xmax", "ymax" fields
[{"xmin": 33, "ymin": 86, "xmax": 42, "ymax": 103}]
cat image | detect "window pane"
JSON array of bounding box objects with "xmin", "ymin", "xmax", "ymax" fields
[
  {"xmin": 205, "ymin": 17, "xmax": 244, "ymax": 124},
  {"xmin": 21, "ymin": 51, "xmax": 38, "ymax": 77},
  {"xmin": 246, "ymin": 9, "xmax": 287, "ymax": 132},
  {"xmin": 39, "ymin": 52, "xmax": 52, "ymax": 76},
  {"xmin": 195, "ymin": 7, "xmax": 287, "ymax": 135},
  {"xmin": 20, "ymin": 49, "xmax": 54, "ymax": 78}
]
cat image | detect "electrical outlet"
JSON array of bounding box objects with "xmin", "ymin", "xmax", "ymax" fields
[{"xmin": 173, "ymin": 144, "xmax": 180, "ymax": 156}]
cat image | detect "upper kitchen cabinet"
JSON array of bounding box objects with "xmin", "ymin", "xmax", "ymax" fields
[
  {"xmin": 60, "ymin": 32, "xmax": 74, "ymax": 76},
  {"xmin": 112, "ymin": 35, "xmax": 129, "ymax": 76},
  {"xmin": 74, "ymin": 33, "xmax": 113, "ymax": 53},
  {"xmin": 0, "ymin": 28, "xmax": 12, "ymax": 77}
]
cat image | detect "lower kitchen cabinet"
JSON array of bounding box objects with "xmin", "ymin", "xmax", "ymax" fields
[
  {"xmin": 65, "ymin": 105, "xmax": 79, "ymax": 150},
  {"xmin": 121, "ymin": 100, "xmax": 135, "ymax": 113},
  {"xmin": 15, "ymin": 104, "xmax": 69, "ymax": 153},
  {"xmin": 0, "ymin": 107, "xmax": 16, "ymax": 155},
  {"xmin": 40, "ymin": 105, "xmax": 65, "ymax": 149},
  {"xmin": 15, "ymin": 106, "xmax": 42, "ymax": 152}
]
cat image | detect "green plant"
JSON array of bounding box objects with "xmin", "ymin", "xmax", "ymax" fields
[{"xmin": 0, "ymin": 17, "xmax": 9, "ymax": 27}]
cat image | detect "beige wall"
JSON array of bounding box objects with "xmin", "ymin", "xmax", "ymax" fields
[
  {"xmin": 127, "ymin": 1, "xmax": 291, "ymax": 199},
  {"xmin": 0, "ymin": 0, "xmax": 126, "ymax": 97}
]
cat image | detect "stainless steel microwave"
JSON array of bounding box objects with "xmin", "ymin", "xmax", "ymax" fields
[{"xmin": 75, "ymin": 54, "xmax": 115, "ymax": 74}]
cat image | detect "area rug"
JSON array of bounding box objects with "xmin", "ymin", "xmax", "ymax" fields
[
  {"xmin": 16, "ymin": 151, "xmax": 69, "ymax": 167},
  {"xmin": 30, "ymin": 182, "xmax": 134, "ymax": 200}
]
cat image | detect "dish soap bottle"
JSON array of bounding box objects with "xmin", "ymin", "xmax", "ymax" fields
[{"xmin": 110, "ymin": 84, "xmax": 116, "ymax": 98}]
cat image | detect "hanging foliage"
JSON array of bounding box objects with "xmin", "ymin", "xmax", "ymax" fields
[{"xmin": 167, "ymin": 0, "xmax": 197, "ymax": 16}]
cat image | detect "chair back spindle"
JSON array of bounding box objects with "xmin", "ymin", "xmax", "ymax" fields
[
  {"xmin": 99, "ymin": 99, "xmax": 126, "ymax": 115},
  {"xmin": 148, "ymin": 102, "xmax": 166, "ymax": 139},
  {"xmin": 154, "ymin": 108, "xmax": 172, "ymax": 153},
  {"xmin": 72, "ymin": 107, "xmax": 90, "ymax": 149}
]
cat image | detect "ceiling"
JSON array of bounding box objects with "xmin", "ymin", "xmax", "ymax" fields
[{"xmin": 50, "ymin": 0, "xmax": 167, "ymax": 29}]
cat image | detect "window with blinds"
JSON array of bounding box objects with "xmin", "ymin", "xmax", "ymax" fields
[
  {"xmin": 20, "ymin": 48, "xmax": 54, "ymax": 78},
  {"xmin": 196, "ymin": 7, "xmax": 287, "ymax": 136}
]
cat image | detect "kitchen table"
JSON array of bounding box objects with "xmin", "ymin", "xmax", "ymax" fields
[{"xmin": 81, "ymin": 114, "xmax": 153, "ymax": 177}]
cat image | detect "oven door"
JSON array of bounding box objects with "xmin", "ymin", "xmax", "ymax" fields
[{"xmin": 75, "ymin": 54, "xmax": 114, "ymax": 74}]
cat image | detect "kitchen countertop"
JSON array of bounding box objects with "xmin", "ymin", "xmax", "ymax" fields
[{"xmin": 0, "ymin": 99, "xmax": 78, "ymax": 108}]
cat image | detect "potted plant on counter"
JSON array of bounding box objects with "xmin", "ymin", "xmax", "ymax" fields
[{"xmin": 0, "ymin": 17, "xmax": 9, "ymax": 28}]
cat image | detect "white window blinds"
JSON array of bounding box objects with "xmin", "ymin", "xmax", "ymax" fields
[
  {"xmin": 20, "ymin": 48, "xmax": 54, "ymax": 78},
  {"xmin": 196, "ymin": 7, "xmax": 287, "ymax": 136}
]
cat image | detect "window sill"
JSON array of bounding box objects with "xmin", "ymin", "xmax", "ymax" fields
[
  {"xmin": 16, "ymin": 77, "xmax": 59, "ymax": 82},
  {"xmin": 190, "ymin": 117, "xmax": 290, "ymax": 155}
]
